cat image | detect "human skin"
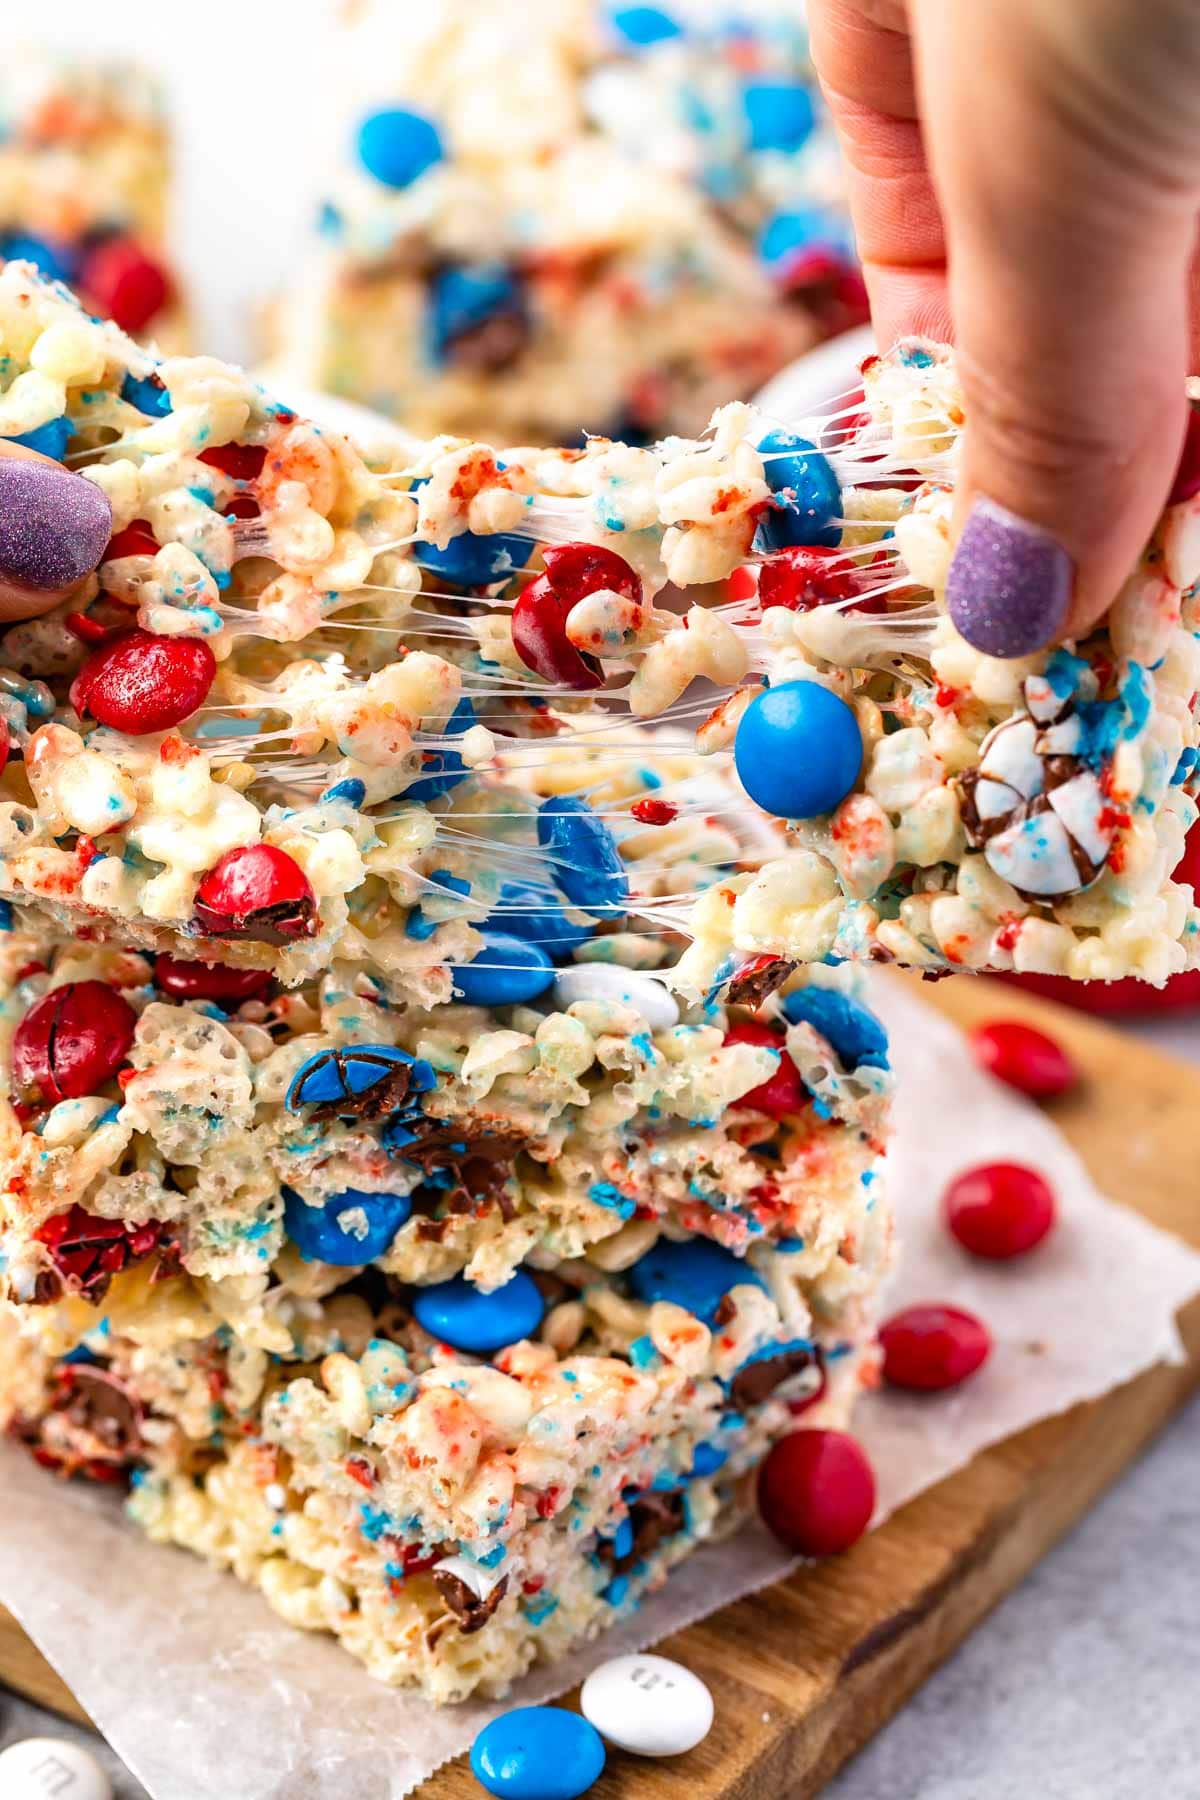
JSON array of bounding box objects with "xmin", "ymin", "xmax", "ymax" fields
[
  {"xmin": 808, "ymin": 0, "xmax": 1200, "ymax": 653},
  {"xmin": 0, "ymin": 439, "xmax": 112, "ymax": 623}
]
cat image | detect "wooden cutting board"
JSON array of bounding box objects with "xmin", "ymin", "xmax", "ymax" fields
[{"xmin": 3, "ymin": 975, "xmax": 1200, "ymax": 1798}]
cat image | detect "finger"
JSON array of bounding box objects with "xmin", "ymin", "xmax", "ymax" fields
[
  {"xmin": 0, "ymin": 439, "xmax": 113, "ymax": 624},
  {"xmin": 912, "ymin": 0, "xmax": 1200, "ymax": 652},
  {"xmin": 808, "ymin": 0, "xmax": 953, "ymax": 347}
]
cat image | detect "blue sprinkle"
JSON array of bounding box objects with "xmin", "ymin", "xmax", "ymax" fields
[
  {"xmin": 608, "ymin": 1518, "xmax": 634, "ymax": 1561},
  {"xmin": 0, "ymin": 899, "xmax": 12, "ymax": 931},
  {"xmin": 359, "ymin": 1503, "xmax": 393, "ymax": 1542},
  {"xmin": 627, "ymin": 1335, "xmax": 659, "ymax": 1369},
  {"xmin": 588, "ymin": 1181, "xmax": 636, "ymax": 1219},
  {"xmin": 120, "ymin": 371, "xmax": 173, "ymax": 418},
  {"xmin": 405, "ymin": 907, "xmax": 439, "ymax": 941},
  {"xmin": 603, "ymin": 1574, "xmax": 631, "ymax": 1607}
]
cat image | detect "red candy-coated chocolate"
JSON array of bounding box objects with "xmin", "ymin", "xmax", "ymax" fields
[
  {"xmin": 71, "ymin": 629, "xmax": 217, "ymax": 734},
  {"xmin": 880, "ymin": 1304, "xmax": 991, "ymax": 1391},
  {"xmin": 511, "ymin": 541, "xmax": 642, "ymax": 689},
  {"xmin": 12, "ymin": 980, "xmax": 136, "ymax": 1107},
  {"xmin": 193, "ymin": 844, "xmax": 317, "ymax": 944},
  {"xmin": 1169, "ymin": 405, "xmax": 1200, "ymax": 507},
  {"xmin": 511, "ymin": 576, "xmax": 604, "ymax": 689},
  {"xmin": 630, "ymin": 797, "xmax": 678, "ymax": 825},
  {"xmin": 968, "ymin": 1019, "xmax": 1077, "ymax": 1099},
  {"xmin": 153, "ymin": 954, "xmax": 273, "ymax": 1003},
  {"xmin": 724, "ymin": 1020, "xmax": 808, "ymax": 1118},
  {"xmin": 199, "ymin": 443, "xmax": 268, "ymax": 482},
  {"xmin": 34, "ymin": 1205, "xmax": 170, "ymax": 1301},
  {"xmin": 944, "ymin": 1162, "xmax": 1056, "ymax": 1260},
  {"xmin": 758, "ymin": 545, "xmax": 861, "ymax": 612},
  {"xmin": 78, "ymin": 238, "xmax": 171, "ymax": 334},
  {"xmin": 539, "ymin": 542, "xmax": 642, "ymax": 607},
  {"xmin": 104, "ymin": 519, "xmax": 160, "ymax": 560},
  {"xmin": 757, "ymin": 1428, "xmax": 876, "ymax": 1555}
]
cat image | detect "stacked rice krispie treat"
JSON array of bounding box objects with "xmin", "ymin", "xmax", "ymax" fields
[
  {"xmin": 0, "ymin": 912, "xmax": 889, "ymax": 1697},
  {"xmin": 270, "ymin": 0, "xmax": 861, "ymax": 442},
  {"xmin": 0, "ymin": 51, "xmax": 183, "ymax": 352},
  {"xmin": 0, "ymin": 261, "xmax": 898, "ymax": 1697}
]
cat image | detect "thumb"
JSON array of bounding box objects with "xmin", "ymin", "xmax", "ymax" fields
[{"xmin": 910, "ymin": 0, "xmax": 1200, "ymax": 656}]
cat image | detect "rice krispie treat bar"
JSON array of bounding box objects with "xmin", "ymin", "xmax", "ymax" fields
[
  {"xmin": 1, "ymin": 1213, "xmax": 885, "ymax": 1700},
  {"xmin": 0, "ymin": 52, "xmax": 182, "ymax": 350},
  {"xmin": 271, "ymin": 0, "xmax": 860, "ymax": 443},
  {"xmin": 0, "ymin": 911, "xmax": 888, "ymax": 1322},
  {"xmin": 0, "ymin": 260, "xmax": 1194, "ymax": 989}
]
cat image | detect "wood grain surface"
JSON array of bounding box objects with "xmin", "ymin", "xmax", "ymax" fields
[{"xmin": 3, "ymin": 974, "xmax": 1199, "ymax": 1797}]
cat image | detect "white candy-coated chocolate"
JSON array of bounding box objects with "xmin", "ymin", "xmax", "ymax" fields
[
  {"xmin": 581, "ymin": 1653, "xmax": 714, "ymax": 1757},
  {"xmin": 0, "ymin": 1738, "xmax": 113, "ymax": 1800}
]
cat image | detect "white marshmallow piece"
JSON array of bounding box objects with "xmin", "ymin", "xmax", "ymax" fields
[
  {"xmin": 581, "ymin": 1652, "xmax": 714, "ymax": 1757},
  {"xmin": 0, "ymin": 1738, "xmax": 113, "ymax": 1800},
  {"xmin": 553, "ymin": 964, "xmax": 680, "ymax": 1029}
]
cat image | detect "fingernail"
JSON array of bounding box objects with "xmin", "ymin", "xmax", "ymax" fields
[
  {"xmin": 0, "ymin": 457, "xmax": 112, "ymax": 592},
  {"xmin": 946, "ymin": 497, "xmax": 1073, "ymax": 657}
]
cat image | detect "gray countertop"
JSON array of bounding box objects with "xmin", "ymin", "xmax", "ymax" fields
[{"xmin": 4, "ymin": 1015, "xmax": 1196, "ymax": 1800}]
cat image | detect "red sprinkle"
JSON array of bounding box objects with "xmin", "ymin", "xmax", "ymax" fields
[
  {"xmin": 78, "ymin": 238, "xmax": 172, "ymax": 335},
  {"xmin": 969, "ymin": 1019, "xmax": 1077, "ymax": 1100},
  {"xmin": 723, "ymin": 1020, "xmax": 808, "ymax": 1119},
  {"xmin": 344, "ymin": 1456, "xmax": 375, "ymax": 1490},
  {"xmin": 757, "ymin": 1429, "xmax": 876, "ymax": 1556},
  {"xmin": 71, "ymin": 629, "xmax": 217, "ymax": 735},
  {"xmin": 880, "ymin": 1304, "xmax": 991, "ymax": 1391},
  {"xmin": 944, "ymin": 1162, "xmax": 1056, "ymax": 1260},
  {"xmin": 630, "ymin": 797, "xmax": 678, "ymax": 826}
]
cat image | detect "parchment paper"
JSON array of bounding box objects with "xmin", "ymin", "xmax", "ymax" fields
[{"xmin": 2, "ymin": 977, "xmax": 1198, "ymax": 1800}]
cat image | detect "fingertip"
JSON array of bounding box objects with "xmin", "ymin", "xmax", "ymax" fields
[{"xmin": 863, "ymin": 265, "xmax": 953, "ymax": 353}]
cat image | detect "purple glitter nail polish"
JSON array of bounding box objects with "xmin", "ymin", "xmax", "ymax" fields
[
  {"xmin": 0, "ymin": 456, "xmax": 113, "ymax": 593},
  {"xmin": 946, "ymin": 497, "xmax": 1073, "ymax": 657}
]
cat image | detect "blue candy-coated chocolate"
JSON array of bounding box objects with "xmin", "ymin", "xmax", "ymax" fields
[
  {"xmin": 406, "ymin": 696, "xmax": 477, "ymax": 801},
  {"xmin": 8, "ymin": 416, "xmax": 72, "ymax": 462},
  {"xmin": 627, "ymin": 1237, "xmax": 766, "ymax": 1326},
  {"xmin": 754, "ymin": 429, "xmax": 841, "ymax": 551},
  {"xmin": 286, "ymin": 1045, "xmax": 436, "ymax": 1114},
  {"xmin": 283, "ymin": 1185, "xmax": 413, "ymax": 1265},
  {"xmin": 690, "ymin": 1441, "xmax": 729, "ymax": 1478},
  {"xmin": 412, "ymin": 506, "xmax": 532, "ymax": 587},
  {"xmin": 488, "ymin": 881, "xmax": 592, "ymax": 956},
  {"xmin": 734, "ymin": 681, "xmax": 862, "ymax": 819},
  {"xmin": 471, "ymin": 1707, "xmax": 606, "ymax": 1800},
  {"xmin": 1, "ymin": 233, "xmax": 78, "ymax": 284},
  {"xmin": 427, "ymin": 263, "xmax": 525, "ymax": 364},
  {"xmin": 742, "ymin": 81, "xmax": 815, "ymax": 153},
  {"xmin": 120, "ymin": 372, "xmax": 173, "ymax": 418},
  {"xmin": 412, "ymin": 1269, "xmax": 545, "ymax": 1355},
  {"xmin": 451, "ymin": 933, "xmax": 555, "ymax": 1006},
  {"xmin": 536, "ymin": 795, "xmax": 629, "ymax": 920},
  {"xmin": 607, "ymin": 4, "xmax": 682, "ymax": 45},
  {"xmin": 780, "ymin": 986, "xmax": 889, "ymax": 1071},
  {"xmin": 355, "ymin": 107, "xmax": 444, "ymax": 189}
]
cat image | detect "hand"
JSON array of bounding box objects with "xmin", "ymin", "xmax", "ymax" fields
[
  {"xmin": 809, "ymin": 0, "xmax": 1200, "ymax": 654},
  {"xmin": 0, "ymin": 439, "xmax": 112, "ymax": 623}
]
